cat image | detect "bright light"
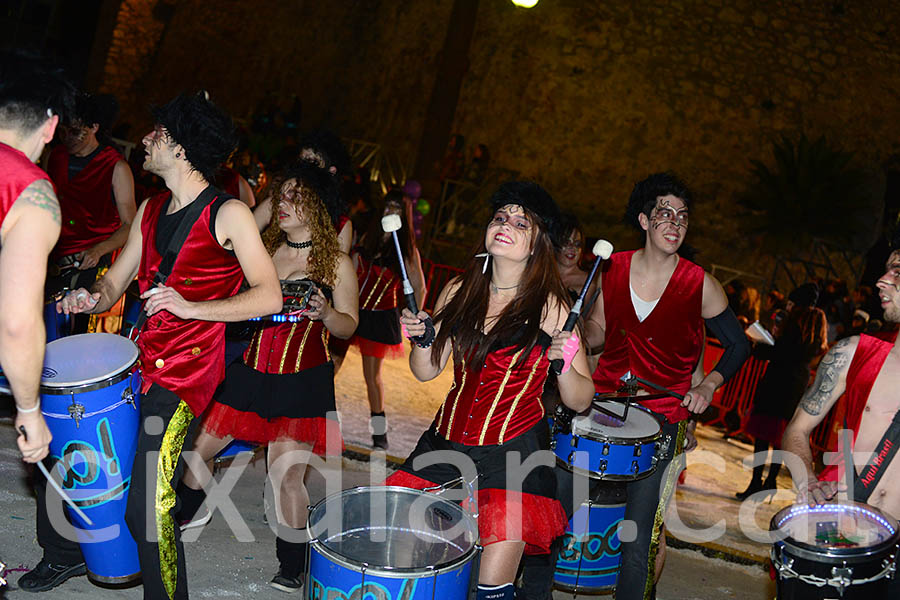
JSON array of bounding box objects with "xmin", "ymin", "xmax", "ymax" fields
[{"xmin": 511, "ymin": 0, "xmax": 539, "ymax": 7}]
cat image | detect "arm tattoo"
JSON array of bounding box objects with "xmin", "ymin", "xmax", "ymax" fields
[
  {"xmin": 18, "ymin": 180, "xmax": 61, "ymax": 225},
  {"xmin": 800, "ymin": 337, "xmax": 852, "ymax": 416}
]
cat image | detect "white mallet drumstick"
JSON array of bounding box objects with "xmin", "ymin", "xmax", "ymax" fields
[
  {"xmin": 381, "ymin": 213, "xmax": 434, "ymax": 346},
  {"xmin": 551, "ymin": 239, "xmax": 614, "ymax": 375}
]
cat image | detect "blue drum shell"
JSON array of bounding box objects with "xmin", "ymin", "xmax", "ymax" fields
[
  {"xmin": 308, "ymin": 544, "xmax": 475, "ymax": 600},
  {"xmin": 553, "ymin": 429, "xmax": 657, "ymax": 480},
  {"xmin": 554, "ymin": 500, "xmax": 625, "ymax": 594},
  {"xmin": 41, "ymin": 372, "xmax": 141, "ymax": 584}
]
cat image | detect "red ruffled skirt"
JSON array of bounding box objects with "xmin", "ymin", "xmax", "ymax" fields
[{"xmin": 385, "ymin": 469, "xmax": 568, "ymax": 555}]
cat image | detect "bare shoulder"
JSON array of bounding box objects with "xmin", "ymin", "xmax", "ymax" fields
[
  {"xmin": 15, "ymin": 178, "xmax": 60, "ymax": 224},
  {"xmin": 542, "ymin": 294, "xmax": 568, "ymax": 330},
  {"xmin": 701, "ymin": 271, "xmax": 728, "ymax": 317},
  {"xmin": 435, "ymin": 276, "xmax": 464, "ymax": 309}
]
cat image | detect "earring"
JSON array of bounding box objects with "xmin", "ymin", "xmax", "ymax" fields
[
  {"xmin": 476, "ymin": 253, "xmax": 490, "ymax": 274},
  {"xmin": 175, "ymin": 152, "xmax": 181, "ymax": 158}
]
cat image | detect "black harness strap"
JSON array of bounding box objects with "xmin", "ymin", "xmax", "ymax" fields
[
  {"xmin": 853, "ymin": 409, "xmax": 900, "ymax": 503},
  {"xmin": 131, "ymin": 186, "xmax": 219, "ymax": 337}
]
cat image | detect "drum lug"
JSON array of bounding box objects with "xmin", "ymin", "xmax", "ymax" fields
[
  {"xmin": 602, "ymin": 443, "xmax": 609, "ymax": 456},
  {"xmin": 830, "ymin": 565, "xmax": 852, "ymax": 596},
  {"xmin": 599, "ymin": 459, "xmax": 607, "ymax": 474},
  {"xmin": 122, "ymin": 385, "xmax": 136, "ymax": 408},
  {"xmin": 549, "ymin": 438, "xmax": 556, "ymax": 450},
  {"xmin": 570, "ymin": 436, "xmax": 579, "ymax": 448},
  {"xmin": 631, "ymin": 460, "xmax": 639, "ymax": 475},
  {"xmin": 633, "ymin": 443, "xmax": 642, "ymax": 457},
  {"xmin": 68, "ymin": 399, "xmax": 85, "ymax": 428}
]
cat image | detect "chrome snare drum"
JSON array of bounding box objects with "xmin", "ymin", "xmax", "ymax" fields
[
  {"xmin": 770, "ymin": 502, "xmax": 899, "ymax": 599},
  {"xmin": 553, "ymin": 399, "xmax": 662, "ymax": 480},
  {"xmin": 307, "ymin": 486, "xmax": 481, "ymax": 600}
]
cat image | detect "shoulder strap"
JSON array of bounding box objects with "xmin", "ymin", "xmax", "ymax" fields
[
  {"xmin": 854, "ymin": 410, "xmax": 900, "ymax": 503},
  {"xmin": 131, "ymin": 186, "xmax": 219, "ymax": 336}
]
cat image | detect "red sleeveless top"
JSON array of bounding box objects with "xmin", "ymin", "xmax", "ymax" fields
[
  {"xmin": 592, "ymin": 251, "xmax": 705, "ymax": 423},
  {"xmin": 136, "ymin": 190, "xmax": 244, "ymax": 415},
  {"xmin": 0, "ymin": 142, "xmax": 51, "ymax": 230},
  {"xmin": 435, "ymin": 332, "xmax": 552, "ymax": 446},
  {"xmin": 47, "ymin": 144, "xmax": 124, "ymax": 257},
  {"xmin": 820, "ymin": 331, "xmax": 898, "ymax": 482},
  {"xmin": 357, "ymin": 254, "xmax": 400, "ymax": 311}
]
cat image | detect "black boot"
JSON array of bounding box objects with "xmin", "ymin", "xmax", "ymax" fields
[
  {"xmin": 175, "ymin": 482, "xmax": 209, "ymax": 530},
  {"xmin": 736, "ymin": 439, "xmax": 768, "ymax": 500},
  {"xmin": 272, "ymin": 532, "xmax": 309, "ymax": 593},
  {"xmin": 370, "ymin": 412, "xmax": 388, "ymax": 450}
]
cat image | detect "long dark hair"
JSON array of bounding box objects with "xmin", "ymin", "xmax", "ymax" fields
[
  {"xmin": 359, "ymin": 189, "xmax": 413, "ymax": 273},
  {"xmin": 431, "ymin": 206, "xmax": 570, "ymax": 369}
]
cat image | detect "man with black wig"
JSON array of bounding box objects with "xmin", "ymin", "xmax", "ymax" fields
[
  {"xmin": 581, "ymin": 172, "xmax": 749, "ymax": 600},
  {"xmin": 40, "ymin": 92, "xmax": 282, "ymax": 598},
  {"xmin": 45, "ymin": 92, "xmax": 136, "ymax": 334}
]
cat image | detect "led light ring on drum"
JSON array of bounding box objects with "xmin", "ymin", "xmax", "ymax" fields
[{"xmin": 770, "ymin": 503, "xmax": 900, "ymax": 597}]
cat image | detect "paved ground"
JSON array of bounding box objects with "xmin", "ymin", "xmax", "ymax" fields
[{"xmin": 0, "ymin": 344, "xmax": 780, "ymax": 598}]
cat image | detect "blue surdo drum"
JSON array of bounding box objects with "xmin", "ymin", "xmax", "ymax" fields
[
  {"xmin": 553, "ymin": 399, "xmax": 662, "ymax": 481},
  {"xmin": 554, "ymin": 482, "xmax": 626, "ymax": 595},
  {"xmin": 307, "ymin": 486, "xmax": 481, "ymax": 600},
  {"xmin": 770, "ymin": 502, "xmax": 900, "ymax": 599},
  {"xmin": 40, "ymin": 333, "xmax": 142, "ymax": 584}
]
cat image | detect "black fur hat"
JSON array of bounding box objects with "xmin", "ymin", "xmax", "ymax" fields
[{"xmin": 489, "ymin": 181, "xmax": 562, "ymax": 247}]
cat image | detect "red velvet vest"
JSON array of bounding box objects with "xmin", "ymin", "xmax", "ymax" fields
[
  {"xmin": 592, "ymin": 251, "xmax": 704, "ymax": 423},
  {"xmin": 357, "ymin": 254, "xmax": 399, "ymax": 311},
  {"xmin": 435, "ymin": 334, "xmax": 551, "ymax": 446},
  {"xmin": 136, "ymin": 191, "xmax": 244, "ymax": 415},
  {"xmin": 820, "ymin": 332, "xmax": 898, "ymax": 482},
  {"xmin": 0, "ymin": 142, "xmax": 51, "ymax": 230},
  {"xmin": 244, "ymin": 319, "xmax": 329, "ymax": 374},
  {"xmin": 47, "ymin": 144, "xmax": 123, "ymax": 257}
]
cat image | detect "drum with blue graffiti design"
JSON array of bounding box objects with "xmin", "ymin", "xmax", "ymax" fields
[
  {"xmin": 307, "ymin": 486, "xmax": 480, "ymax": 600},
  {"xmin": 554, "ymin": 482, "xmax": 626, "ymax": 594},
  {"xmin": 40, "ymin": 333, "xmax": 141, "ymax": 584}
]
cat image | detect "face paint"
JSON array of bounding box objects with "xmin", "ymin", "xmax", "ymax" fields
[
  {"xmin": 877, "ymin": 253, "xmax": 900, "ymax": 292},
  {"xmin": 649, "ymin": 197, "xmax": 689, "ymax": 230},
  {"xmin": 490, "ymin": 204, "xmax": 533, "ymax": 231}
]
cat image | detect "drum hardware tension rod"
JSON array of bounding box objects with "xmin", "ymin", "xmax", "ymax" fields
[{"xmin": 18, "ymin": 426, "xmax": 93, "ymax": 525}]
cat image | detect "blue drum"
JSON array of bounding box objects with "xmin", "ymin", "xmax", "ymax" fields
[
  {"xmin": 213, "ymin": 439, "xmax": 260, "ymax": 474},
  {"xmin": 307, "ymin": 486, "xmax": 481, "ymax": 600},
  {"xmin": 44, "ymin": 300, "xmax": 71, "ymax": 342},
  {"xmin": 554, "ymin": 483, "xmax": 626, "ymax": 594},
  {"xmin": 40, "ymin": 333, "xmax": 141, "ymax": 585},
  {"xmin": 553, "ymin": 400, "xmax": 661, "ymax": 480}
]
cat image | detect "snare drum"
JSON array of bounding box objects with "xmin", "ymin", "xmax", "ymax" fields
[
  {"xmin": 553, "ymin": 400, "xmax": 662, "ymax": 480},
  {"xmin": 307, "ymin": 486, "xmax": 481, "ymax": 600},
  {"xmin": 770, "ymin": 502, "xmax": 900, "ymax": 599},
  {"xmin": 554, "ymin": 482, "xmax": 626, "ymax": 595},
  {"xmin": 41, "ymin": 333, "xmax": 142, "ymax": 585}
]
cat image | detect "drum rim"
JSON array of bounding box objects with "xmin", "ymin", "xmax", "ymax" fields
[
  {"xmin": 557, "ymin": 458, "xmax": 658, "ymax": 481},
  {"xmin": 569, "ymin": 403, "xmax": 663, "ymax": 445},
  {"xmin": 307, "ymin": 485, "xmax": 481, "ymax": 576},
  {"xmin": 39, "ymin": 361, "xmax": 137, "ymax": 394},
  {"xmin": 40, "ymin": 334, "xmax": 139, "ymax": 390},
  {"xmin": 770, "ymin": 502, "xmax": 900, "ymax": 561}
]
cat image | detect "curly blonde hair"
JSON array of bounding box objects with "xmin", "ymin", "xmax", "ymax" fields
[{"xmin": 262, "ymin": 167, "xmax": 340, "ymax": 288}]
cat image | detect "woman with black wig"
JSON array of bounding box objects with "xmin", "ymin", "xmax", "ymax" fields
[
  {"xmin": 178, "ymin": 160, "xmax": 358, "ymax": 592},
  {"xmin": 389, "ymin": 181, "xmax": 594, "ymax": 600}
]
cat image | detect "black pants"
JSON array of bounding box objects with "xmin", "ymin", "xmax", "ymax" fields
[
  {"xmin": 615, "ymin": 420, "xmax": 686, "ymax": 600},
  {"xmin": 124, "ymin": 384, "xmax": 199, "ymax": 600},
  {"xmin": 34, "ymin": 459, "xmax": 85, "ymax": 565}
]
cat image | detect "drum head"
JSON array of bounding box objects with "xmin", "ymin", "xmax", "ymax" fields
[
  {"xmin": 309, "ymin": 486, "xmax": 479, "ymax": 572},
  {"xmin": 771, "ymin": 502, "xmax": 899, "ymax": 557},
  {"xmin": 41, "ymin": 334, "xmax": 139, "ymax": 388},
  {"xmin": 572, "ymin": 401, "xmax": 661, "ymax": 441}
]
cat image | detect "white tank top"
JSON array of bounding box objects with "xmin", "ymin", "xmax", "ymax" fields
[{"xmin": 630, "ymin": 284, "xmax": 660, "ymax": 323}]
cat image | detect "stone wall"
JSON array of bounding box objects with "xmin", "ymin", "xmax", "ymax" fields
[{"xmin": 97, "ymin": 0, "xmax": 900, "ymax": 276}]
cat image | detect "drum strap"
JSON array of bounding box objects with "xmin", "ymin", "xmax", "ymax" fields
[
  {"xmin": 131, "ymin": 186, "xmax": 219, "ymax": 336},
  {"xmin": 853, "ymin": 409, "xmax": 900, "ymax": 503}
]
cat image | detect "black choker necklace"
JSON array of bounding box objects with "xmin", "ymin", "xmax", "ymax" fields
[{"xmin": 286, "ymin": 239, "xmax": 312, "ymax": 249}]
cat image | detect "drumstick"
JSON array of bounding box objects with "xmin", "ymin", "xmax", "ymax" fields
[
  {"xmin": 619, "ymin": 373, "xmax": 685, "ymax": 401},
  {"xmin": 18, "ymin": 426, "xmax": 93, "ymax": 525},
  {"xmin": 551, "ymin": 240, "xmax": 614, "ymax": 375},
  {"xmin": 381, "ymin": 214, "xmax": 435, "ymax": 346}
]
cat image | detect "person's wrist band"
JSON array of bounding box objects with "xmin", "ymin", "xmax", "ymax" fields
[{"xmin": 15, "ymin": 403, "xmax": 40, "ymax": 413}]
